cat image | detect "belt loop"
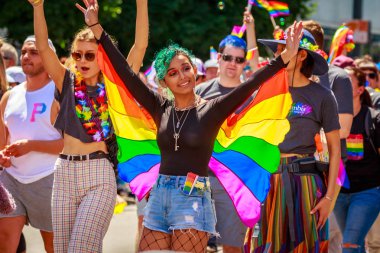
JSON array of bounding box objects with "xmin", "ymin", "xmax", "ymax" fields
[
  {"xmin": 175, "ymin": 176, "xmax": 180, "ymax": 188},
  {"xmin": 86, "ymin": 154, "xmax": 89, "ymax": 161},
  {"xmin": 68, "ymin": 155, "xmax": 72, "ymax": 161}
]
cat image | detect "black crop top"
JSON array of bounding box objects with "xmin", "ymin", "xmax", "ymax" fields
[{"xmin": 99, "ymin": 31, "xmax": 286, "ymax": 176}]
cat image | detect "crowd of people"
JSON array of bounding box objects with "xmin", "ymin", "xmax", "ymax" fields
[{"xmin": 0, "ymin": 0, "xmax": 380, "ymax": 252}]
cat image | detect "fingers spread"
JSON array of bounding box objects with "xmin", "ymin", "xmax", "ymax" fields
[
  {"xmin": 83, "ymin": 0, "xmax": 90, "ymax": 8},
  {"xmin": 75, "ymin": 3, "xmax": 86, "ymax": 13}
]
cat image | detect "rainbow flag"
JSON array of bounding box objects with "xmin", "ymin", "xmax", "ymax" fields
[
  {"xmin": 210, "ymin": 69, "xmax": 291, "ymax": 227},
  {"xmin": 98, "ymin": 43, "xmax": 292, "ymax": 228},
  {"xmin": 268, "ymin": 1, "xmax": 289, "ymax": 17},
  {"xmin": 210, "ymin": 46, "xmax": 218, "ymax": 60},
  {"xmin": 251, "ymin": 0, "xmax": 271, "ymax": 9},
  {"xmin": 252, "ymin": 0, "xmax": 289, "ymax": 18},
  {"xmin": 231, "ymin": 24, "xmax": 247, "ymax": 38},
  {"xmin": 246, "ymin": 47, "xmax": 257, "ymax": 60}
]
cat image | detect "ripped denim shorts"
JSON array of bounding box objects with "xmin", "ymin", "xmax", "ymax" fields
[{"xmin": 143, "ymin": 174, "xmax": 218, "ymax": 236}]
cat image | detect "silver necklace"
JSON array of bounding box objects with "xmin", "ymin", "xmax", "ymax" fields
[
  {"xmin": 172, "ymin": 108, "xmax": 191, "ymax": 152},
  {"xmin": 173, "ymin": 109, "xmax": 186, "ymax": 129}
]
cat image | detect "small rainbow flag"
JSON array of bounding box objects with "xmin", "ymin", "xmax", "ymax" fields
[
  {"xmin": 231, "ymin": 24, "xmax": 247, "ymax": 38},
  {"xmin": 251, "ymin": 0, "xmax": 271, "ymax": 9},
  {"xmin": 210, "ymin": 46, "xmax": 218, "ymax": 60},
  {"xmin": 143, "ymin": 66, "xmax": 152, "ymax": 77},
  {"xmin": 268, "ymin": 1, "xmax": 290, "ymax": 17},
  {"xmin": 251, "ymin": 0, "xmax": 289, "ymax": 18},
  {"xmin": 315, "ymin": 131, "xmax": 350, "ymax": 189},
  {"xmin": 246, "ymin": 47, "xmax": 257, "ymax": 61},
  {"xmin": 347, "ymin": 134, "xmax": 364, "ymax": 160},
  {"xmin": 183, "ymin": 172, "xmax": 199, "ymax": 195}
]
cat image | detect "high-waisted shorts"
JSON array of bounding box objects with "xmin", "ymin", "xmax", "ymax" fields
[{"xmin": 143, "ymin": 174, "xmax": 218, "ymax": 236}]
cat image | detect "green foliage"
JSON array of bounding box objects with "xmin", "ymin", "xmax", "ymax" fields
[
  {"xmin": 0, "ymin": 0, "xmax": 124, "ymax": 55},
  {"xmin": 0, "ymin": 0, "xmax": 314, "ymax": 69}
]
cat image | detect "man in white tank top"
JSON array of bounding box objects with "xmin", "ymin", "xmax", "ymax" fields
[{"xmin": 0, "ymin": 36, "xmax": 62, "ymax": 253}]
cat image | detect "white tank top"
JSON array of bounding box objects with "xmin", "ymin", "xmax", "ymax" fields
[{"xmin": 4, "ymin": 81, "xmax": 61, "ymax": 183}]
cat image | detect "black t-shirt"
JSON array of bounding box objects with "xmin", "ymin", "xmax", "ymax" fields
[
  {"xmin": 341, "ymin": 106, "xmax": 380, "ymax": 193},
  {"xmin": 278, "ymin": 82, "xmax": 340, "ymax": 154},
  {"xmin": 99, "ymin": 31, "xmax": 286, "ymax": 177}
]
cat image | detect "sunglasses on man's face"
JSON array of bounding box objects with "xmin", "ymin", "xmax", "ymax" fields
[
  {"xmin": 366, "ymin": 72, "xmax": 377, "ymax": 79},
  {"xmin": 71, "ymin": 51, "xmax": 96, "ymax": 62},
  {"xmin": 221, "ymin": 54, "xmax": 246, "ymax": 64}
]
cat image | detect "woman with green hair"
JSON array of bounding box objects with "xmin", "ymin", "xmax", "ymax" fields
[{"xmin": 79, "ymin": 1, "xmax": 302, "ymax": 251}]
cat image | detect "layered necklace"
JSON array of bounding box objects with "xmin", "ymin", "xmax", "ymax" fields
[
  {"xmin": 74, "ymin": 77, "xmax": 111, "ymax": 142},
  {"xmin": 172, "ymin": 95, "xmax": 201, "ymax": 151}
]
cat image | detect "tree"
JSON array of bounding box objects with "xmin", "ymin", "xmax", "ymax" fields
[
  {"xmin": 0, "ymin": 0, "xmax": 123, "ymax": 54},
  {"xmin": 0, "ymin": 0, "xmax": 315, "ymax": 69}
]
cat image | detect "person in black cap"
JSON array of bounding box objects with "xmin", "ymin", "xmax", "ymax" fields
[{"xmin": 254, "ymin": 27, "xmax": 341, "ymax": 252}]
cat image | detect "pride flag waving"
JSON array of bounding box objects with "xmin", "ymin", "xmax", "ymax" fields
[{"xmin": 98, "ymin": 44, "xmax": 292, "ymax": 227}]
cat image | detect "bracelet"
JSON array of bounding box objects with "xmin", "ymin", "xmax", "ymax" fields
[
  {"xmin": 325, "ymin": 196, "xmax": 333, "ymax": 201},
  {"xmin": 88, "ymin": 22, "xmax": 99, "ymax": 28}
]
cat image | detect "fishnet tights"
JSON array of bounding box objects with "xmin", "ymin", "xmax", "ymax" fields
[
  {"xmin": 172, "ymin": 229, "xmax": 208, "ymax": 252},
  {"xmin": 138, "ymin": 227, "xmax": 209, "ymax": 252}
]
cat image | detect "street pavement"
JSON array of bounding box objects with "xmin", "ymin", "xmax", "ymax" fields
[{"xmin": 23, "ymin": 204, "xmax": 138, "ymax": 253}]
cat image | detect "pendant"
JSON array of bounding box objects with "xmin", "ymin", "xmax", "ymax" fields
[
  {"xmin": 176, "ymin": 121, "xmax": 180, "ymax": 129},
  {"xmin": 174, "ymin": 133, "xmax": 180, "ymax": 151}
]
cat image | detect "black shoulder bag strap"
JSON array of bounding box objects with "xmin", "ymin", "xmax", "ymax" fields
[{"xmin": 364, "ymin": 107, "xmax": 379, "ymax": 155}]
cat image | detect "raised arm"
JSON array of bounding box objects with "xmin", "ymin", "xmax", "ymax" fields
[
  {"xmin": 244, "ymin": 10, "xmax": 260, "ymax": 73},
  {"xmin": 126, "ymin": 0, "xmax": 149, "ymax": 73},
  {"xmin": 27, "ymin": 0, "xmax": 66, "ymax": 92},
  {"xmin": 77, "ymin": 0, "xmax": 159, "ymax": 115},
  {"xmin": 214, "ymin": 21, "xmax": 303, "ymax": 119}
]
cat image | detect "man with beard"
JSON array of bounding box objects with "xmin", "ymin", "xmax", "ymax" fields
[{"xmin": 0, "ymin": 36, "xmax": 63, "ymax": 253}]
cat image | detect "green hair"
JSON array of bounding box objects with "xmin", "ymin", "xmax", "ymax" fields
[{"xmin": 154, "ymin": 43, "xmax": 195, "ymax": 80}]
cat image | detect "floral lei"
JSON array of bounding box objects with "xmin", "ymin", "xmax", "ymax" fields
[{"xmin": 74, "ymin": 76, "xmax": 111, "ymax": 142}]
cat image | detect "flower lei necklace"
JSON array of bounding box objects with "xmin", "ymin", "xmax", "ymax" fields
[{"xmin": 74, "ymin": 76, "xmax": 111, "ymax": 142}]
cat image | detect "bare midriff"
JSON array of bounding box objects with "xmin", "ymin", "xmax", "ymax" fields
[{"xmin": 62, "ymin": 133, "xmax": 107, "ymax": 155}]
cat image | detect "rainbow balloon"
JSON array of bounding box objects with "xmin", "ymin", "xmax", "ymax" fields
[{"xmin": 97, "ymin": 42, "xmax": 292, "ymax": 228}]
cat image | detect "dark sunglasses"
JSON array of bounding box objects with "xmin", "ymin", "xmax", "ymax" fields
[
  {"xmin": 366, "ymin": 72, "xmax": 377, "ymax": 79},
  {"xmin": 221, "ymin": 54, "xmax": 246, "ymax": 64},
  {"xmin": 71, "ymin": 51, "xmax": 96, "ymax": 62}
]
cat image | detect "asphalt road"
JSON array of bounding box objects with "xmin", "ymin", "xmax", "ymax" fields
[{"xmin": 23, "ymin": 204, "xmax": 138, "ymax": 253}]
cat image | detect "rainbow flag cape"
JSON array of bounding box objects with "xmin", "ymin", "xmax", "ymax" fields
[
  {"xmin": 328, "ymin": 25, "xmax": 355, "ymax": 63},
  {"xmin": 98, "ymin": 44, "xmax": 292, "ymax": 228},
  {"xmin": 210, "ymin": 69, "xmax": 292, "ymax": 227}
]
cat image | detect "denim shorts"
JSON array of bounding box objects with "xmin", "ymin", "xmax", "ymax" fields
[{"xmin": 143, "ymin": 174, "xmax": 218, "ymax": 235}]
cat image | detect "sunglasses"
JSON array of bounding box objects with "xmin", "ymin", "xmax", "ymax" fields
[
  {"xmin": 71, "ymin": 51, "xmax": 96, "ymax": 62},
  {"xmin": 366, "ymin": 72, "xmax": 377, "ymax": 79},
  {"xmin": 221, "ymin": 54, "xmax": 246, "ymax": 64}
]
